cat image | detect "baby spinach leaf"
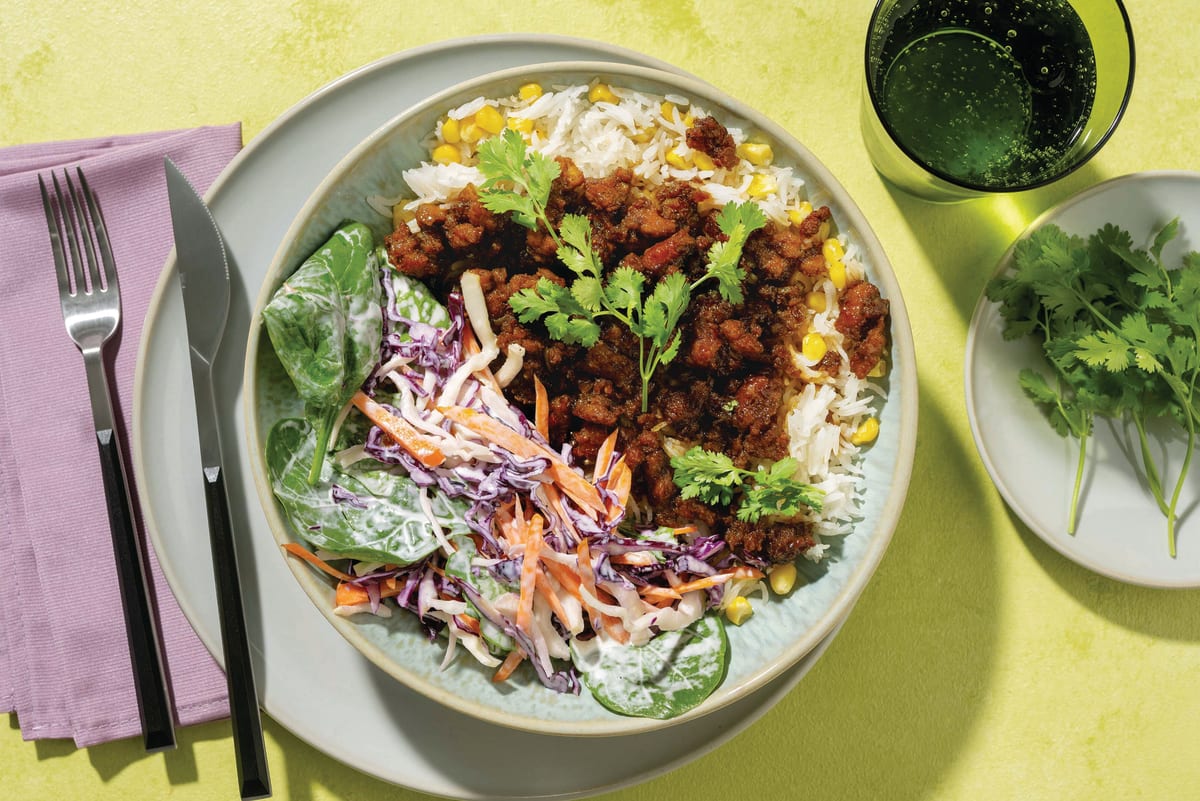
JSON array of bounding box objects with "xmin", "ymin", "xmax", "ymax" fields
[
  {"xmin": 445, "ymin": 536, "xmax": 516, "ymax": 653},
  {"xmin": 263, "ymin": 222, "xmax": 383, "ymax": 483},
  {"xmin": 267, "ymin": 418, "xmax": 464, "ymax": 565},
  {"xmin": 570, "ymin": 615, "xmax": 727, "ymax": 719}
]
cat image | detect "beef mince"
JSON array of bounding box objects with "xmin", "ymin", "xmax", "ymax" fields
[{"xmin": 384, "ymin": 120, "xmax": 888, "ymax": 564}]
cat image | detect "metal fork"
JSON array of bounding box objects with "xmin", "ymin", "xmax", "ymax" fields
[{"xmin": 39, "ymin": 167, "xmax": 177, "ymax": 753}]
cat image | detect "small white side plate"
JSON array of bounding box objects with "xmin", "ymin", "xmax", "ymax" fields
[{"xmin": 966, "ymin": 171, "xmax": 1200, "ymax": 588}]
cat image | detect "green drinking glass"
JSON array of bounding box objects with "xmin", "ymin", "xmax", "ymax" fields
[{"xmin": 862, "ymin": 0, "xmax": 1134, "ymax": 202}]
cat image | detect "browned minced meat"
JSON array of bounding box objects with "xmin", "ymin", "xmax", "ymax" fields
[
  {"xmin": 724, "ymin": 520, "xmax": 817, "ymax": 565},
  {"xmin": 685, "ymin": 116, "xmax": 738, "ymax": 169},
  {"xmin": 384, "ymin": 117, "xmax": 889, "ymax": 563},
  {"xmin": 835, "ymin": 280, "xmax": 889, "ymax": 378}
]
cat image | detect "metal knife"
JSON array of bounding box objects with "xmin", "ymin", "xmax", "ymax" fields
[{"xmin": 164, "ymin": 158, "xmax": 271, "ymax": 800}]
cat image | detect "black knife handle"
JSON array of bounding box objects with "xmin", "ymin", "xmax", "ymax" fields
[
  {"xmin": 202, "ymin": 466, "xmax": 271, "ymax": 800},
  {"xmin": 96, "ymin": 428, "xmax": 177, "ymax": 753}
]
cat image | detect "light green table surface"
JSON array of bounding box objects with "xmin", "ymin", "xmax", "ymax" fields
[{"xmin": 4, "ymin": 2, "xmax": 1199, "ymax": 799}]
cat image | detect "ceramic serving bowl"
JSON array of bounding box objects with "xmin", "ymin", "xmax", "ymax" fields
[{"xmin": 243, "ymin": 61, "xmax": 918, "ymax": 736}]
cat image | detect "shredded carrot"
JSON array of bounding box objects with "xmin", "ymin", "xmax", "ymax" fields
[
  {"xmin": 540, "ymin": 556, "xmax": 584, "ymax": 600},
  {"xmin": 610, "ymin": 551, "xmax": 658, "ymax": 566},
  {"xmin": 352, "ymin": 391, "xmax": 446, "ymax": 467},
  {"xmin": 336, "ymin": 581, "xmax": 370, "ymax": 606},
  {"xmin": 672, "ymin": 566, "xmax": 764, "ymax": 596},
  {"xmin": 606, "ymin": 457, "xmax": 632, "ymax": 511},
  {"xmin": 593, "ymin": 429, "xmax": 619, "ymax": 481},
  {"xmin": 493, "ymin": 649, "xmax": 525, "ymax": 683},
  {"xmin": 533, "ymin": 375, "xmax": 549, "ymax": 440},
  {"xmin": 440, "ymin": 405, "xmax": 604, "ymax": 515},
  {"xmin": 516, "ymin": 514, "xmax": 544, "ymax": 633},
  {"xmin": 282, "ymin": 542, "xmax": 356, "ymax": 582},
  {"xmin": 575, "ymin": 539, "xmax": 604, "ymax": 631},
  {"xmin": 638, "ymin": 585, "xmax": 683, "ymax": 603},
  {"xmin": 535, "ymin": 572, "xmax": 571, "ymax": 625},
  {"xmin": 601, "ymin": 615, "xmax": 630, "ymax": 644},
  {"xmin": 455, "ymin": 614, "xmax": 482, "ymax": 636}
]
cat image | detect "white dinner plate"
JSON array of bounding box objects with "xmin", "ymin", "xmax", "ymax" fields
[
  {"xmin": 966, "ymin": 171, "xmax": 1200, "ymax": 588},
  {"xmin": 133, "ymin": 35, "xmax": 847, "ymax": 799}
]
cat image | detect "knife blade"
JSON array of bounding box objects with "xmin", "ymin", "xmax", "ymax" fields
[{"xmin": 164, "ymin": 157, "xmax": 271, "ymax": 800}]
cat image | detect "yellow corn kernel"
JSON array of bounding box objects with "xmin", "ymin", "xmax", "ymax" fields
[
  {"xmin": 725, "ymin": 596, "xmax": 754, "ymax": 626},
  {"xmin": 828, "ymin": 258, "xmax": 847, "ymax": 290},
  {"xmin": 692, "ymin": 150, "xmax": 715, "ymax": 171},
  {"xmin": 805, "ymin": 290, "xmax": 827, "ymax": 313},
  {"xmin": 588, "ymin": 83, "xmax": 618, "ymax": 104},
  {"xmin": 665, "ymin": 147, "xmax": 690, "ymax": 170},
  {"xmin": 748, "ymin": 172, "xmax": 777, "ymax": 198},
  {"xmin": 631, "ymin": 127, "xmax": 656, "ymax": 143},
  {"xmin": 801, "ymin": 332, "xmax": 828, "ymax": 362},
  {"xmin": 788, "ymin": 201, "xmax": 814, "ymax": 226},
  {"xmin": 769, "ymin": 563, "xmax": 797, "ymax": 596},
  {"xmin": 475, "ymin": 105, "xmax": 505, "ymax": 135},
  {"xmin": 507, "ymin": 116, "xmax": 534, "ymax": 135},
  {"xmin": 660, "ymin": 100, "xmax": 677, "ymax": 119},
  {"xmin": 867, "ymin": 358, "xmax": 887, "ymax": 378},
  {"xmin": 431, "ymin": 143, "xmax": 461, "ymax": 165},
  {"xmin": 458, "ymin": 116, "xmax": 485, "ymax": 143},
  {"xmin": 441, "ymin": 116, "xmax": 461, "ymax": 144},
  {"xmin": 518, "ymin": 82, "xmax": 543, "ymax": 101},
  {"xmin": 683, "ymin": 113, "xmax": 695, "ymax": 127},
  {"xmin": 851, "ymin": 417, "xmax": 880, "ymax": 446},
  {"xmin": 823, "ymin": 237, "xmax": 845, "ymax": 263},
  {"xmin": 737, "ymin": 142, "xmax": 774, "ymax": 166}
]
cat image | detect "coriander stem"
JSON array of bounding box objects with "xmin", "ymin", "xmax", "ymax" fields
[
  {"xmin": 1068, "ymin": 428, "xmax": 1088, "ymax": 535},
  {"xmin": 1134, "ymin": 413, "xmax": 1170, "ymax": 517}
]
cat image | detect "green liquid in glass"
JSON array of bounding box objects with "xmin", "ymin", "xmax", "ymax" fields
[{"xmin": 872, "ymin": 0, "xmax": 1098, "ymax": 189}]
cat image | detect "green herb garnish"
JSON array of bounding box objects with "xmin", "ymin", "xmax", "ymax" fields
[
  {"xmin": 987, "ymin": 220, "xmax": 1200, "ymax": 557},
  {"xmin": 477, "ymin": 128, "xmax": 767, "ymax": 411},
  {"xmin": 670, "ymin": 446, "xmax": 823, "ymax": 522}
]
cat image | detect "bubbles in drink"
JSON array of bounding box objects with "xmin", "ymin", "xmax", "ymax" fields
[{"xmin": 869, "ymin": 0, "xmax": 1097, "ymax": 189}]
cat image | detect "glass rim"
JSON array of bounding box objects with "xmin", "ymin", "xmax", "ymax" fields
[{"xmin": 863, "ymin": 0, "xmax": 1136, "ymax": 194}]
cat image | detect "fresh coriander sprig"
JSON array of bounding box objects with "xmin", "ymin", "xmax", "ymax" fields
[
  {"xmin": 477, "ymin": 128, "xmax": 768, "ymax": 411},
  {"xmin": 670, "ymin": 445, "xmax": 823, "ymax": 522},
  {"xmin": 987, "ymin": 220, "xmax": 1200, "ymax": 557}
]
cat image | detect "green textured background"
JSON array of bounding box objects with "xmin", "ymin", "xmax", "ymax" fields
[{"xmin": 4, "ymin": 2, "xmax": 1199, "ymax": 799}]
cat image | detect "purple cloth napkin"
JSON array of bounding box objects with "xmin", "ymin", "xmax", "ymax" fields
[{"xmin": 0, "ymin": 125, "xmax": 242, "ymax": 747}]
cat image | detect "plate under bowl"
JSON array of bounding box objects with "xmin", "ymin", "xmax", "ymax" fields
[{"xmin": 244, "ymin": 60, "xmax": 918, "ymax": 735}]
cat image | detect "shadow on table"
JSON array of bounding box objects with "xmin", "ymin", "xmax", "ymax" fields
[
  {"xmin": 880, "ymin": 161, "xmax": 1108, "ymax": 324},
  {"xmin": 1009, "ymin": 510, "xmax": 1200, "ymax": 643},
  {"xmin": 23, "ymin": 716, "xmax": 233, "ymax": 787},
  {"xmin": 624, "ymin": 379, "xmax": 1003, "ymax": 801}
]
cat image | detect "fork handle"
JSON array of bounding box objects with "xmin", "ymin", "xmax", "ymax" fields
[
  {"xmin": 96, "ymin": 428, "xmax": 178, "ymax": 753},
  {"xmin": 202, "ymin": 466, "xmax": 271, "ymax": 800}
]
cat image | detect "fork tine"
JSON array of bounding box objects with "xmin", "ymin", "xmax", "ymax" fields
[
  {"xmin": 38, "ymin": 174, "xmax": 74, "ymax": 299},
  {"xmin": 64, "ymin": 170, "xmax": 103, "ymax": 295},
  {"xmin": 76, "ymin": 168, "xmax": 118, "ymax": 294},
  {"xmin": 51, "ymin": 172, "xmax": 88, "ymax": 295}
]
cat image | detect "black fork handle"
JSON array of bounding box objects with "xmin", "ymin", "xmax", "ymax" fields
[
  {"xmin": 202, "ymin": 465, "xmax": 271, "ymax": 799},
  {"xmin": 96, "ymin": 428, "xmax": 177, "ymax": 752}
]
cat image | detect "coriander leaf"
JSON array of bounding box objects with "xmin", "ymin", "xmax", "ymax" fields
[
  {"xmin": 509, "ymin": 280, "xmax": 573, "ymax": 322},
  {"xmin": 477, "ymin": 128, "xmax": 560, "ymax": 234},
  {"xmin": 571, "ymin": 276, "xmax": 605, "ymax": 311},
  {"xmin": 669, "ymin": 447, "xmax": 744, "ymax": 507},
  {"xmin": 698, "ymin": 201, "xmax": 768, "ymax": 304},
  {"xmin": 671, "ymin": 446, "xmax": 824, "ymax": 521},
  {"xmin": 644, "ymin": 272, "xmax": 691, "ymax": 349},
  {"xmin": 1151, "ymin": 217, "xmax": 1180, "ymax": 260},
  {"xmin": 1075, "ymin": 330, "xmax": 1131, "ymax": 372},
  {"xmin": 604, "ymin": 266, "xmax": 645, "ymax": 313},
  {"xmin": 545, "ymin": 312, "xmax": 601, "ymax": 347}
]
